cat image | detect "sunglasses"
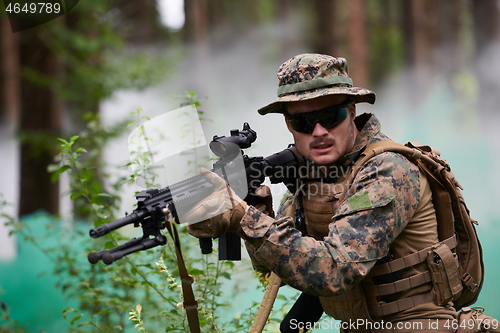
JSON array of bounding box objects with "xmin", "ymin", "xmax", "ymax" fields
[{"xmin": 285, "ymin": 100, "xmax": 352, "ymax": 134}]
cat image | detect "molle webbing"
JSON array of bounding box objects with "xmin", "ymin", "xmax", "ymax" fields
[
  {"xmin": 322, "ymin": 237, "xmax": 457, "ymax": 319},
  {"xmin": 366, "ymin": 235, "xmax": 457, "ymax": 316},
  {"xmin": 314, "ymin": 141, "xmax": 480, "ymax": 320},
  {"xmin": 372, "ymin": 272, "xmax": 432, "ymax": 297},
  {"xmin": 356, "ymin": 142, "xmax": 483, "ymax": 309},
  {"xmin": 376, "ymin": 292, "xmax": 434, "ymax": 317},
  {"xmin": 371, "ymin": 235, "xmax": 457, "ymax": 276},
  {"xmin": 302, "ymin": 180, "xmax": 344, "ymax": 239}
]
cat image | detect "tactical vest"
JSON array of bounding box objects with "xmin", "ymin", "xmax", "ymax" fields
[{"xmin": 295, "ymin": 141, "xmax": 482, "ymax": 322}]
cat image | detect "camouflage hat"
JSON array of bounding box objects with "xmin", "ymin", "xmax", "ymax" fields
[{"xmin": 258, "ymin": 53, "xmax": 376, "ymax": 115}]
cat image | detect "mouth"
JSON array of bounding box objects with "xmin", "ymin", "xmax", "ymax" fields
[{"xmin": 311, "ymin": 142, "xmax": 334, "ymax": 153}]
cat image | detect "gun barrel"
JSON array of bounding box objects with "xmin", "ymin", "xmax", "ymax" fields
[
  {"xmin": 102, "ymin": 234, "xmax": 167, "ymax": 264},
  {"xmin": 89, "ymin": 210, "xmax": 148, "ymax": 238}
]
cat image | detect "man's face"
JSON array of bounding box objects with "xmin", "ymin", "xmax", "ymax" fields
[{"xmin": 285, "ymin": 94, "xmax": 359, "ymax": 166}]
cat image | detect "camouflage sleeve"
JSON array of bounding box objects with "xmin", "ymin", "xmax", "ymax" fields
[
  {"xmin": 275, "ymin": 191, "xmax": 294, "ymax": 219},
  {"xmin": 237, "ymin": 152, "xmax": 421, "ymax": 297},
  {"xmin": 243, "ymin": 191, "xmax": 295, "ymax": 274}
]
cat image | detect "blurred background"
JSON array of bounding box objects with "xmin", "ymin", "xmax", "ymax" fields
[{"xmin": 1, "ymin": 0, "xmax": 499, "ymax": 332}]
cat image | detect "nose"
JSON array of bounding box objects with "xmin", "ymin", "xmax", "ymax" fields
[{"xmin": 311, "ymin": 122, "xmax": 328, "ymax": 136}]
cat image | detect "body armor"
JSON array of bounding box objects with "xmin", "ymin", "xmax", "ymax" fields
[{"xmin": 298, "ymin": 142, "xmax": 462, "ymax": 322}]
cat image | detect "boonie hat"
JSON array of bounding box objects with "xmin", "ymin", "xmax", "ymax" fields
[{"xmin": 258, "ymin": 53, "xmax": 376, "ymax": 115}]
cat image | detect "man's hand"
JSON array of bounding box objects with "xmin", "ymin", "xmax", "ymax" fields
[
  {"xmin": 252, "ymin": 185, "xmax": 275, "ymax": 218},
  {"xmin": 183, "ymin": 168, "xmax": 248, "ymax": 239}
]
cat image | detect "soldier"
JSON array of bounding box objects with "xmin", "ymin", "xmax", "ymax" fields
[{"xmin": 183, "ymin": 53, "xmax": 459, "ymax": 332}]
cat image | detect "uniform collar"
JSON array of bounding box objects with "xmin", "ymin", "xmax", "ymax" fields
[{"xmin": 335, "ymin": 113, "xmax": 383, "ymax": 167}]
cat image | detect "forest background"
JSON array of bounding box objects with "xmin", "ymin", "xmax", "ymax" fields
[{"xmin": 1, "ymin": 0, "xmax": 500, "ymax": 332}]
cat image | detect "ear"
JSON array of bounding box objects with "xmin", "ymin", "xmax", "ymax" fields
[
  {"xmin": 284, "ymin": 116, "xmax": 293, "ymax": 133},
  {"xmin": 349, "ymin": 103, "xmax": 356, "ymax": 118}
]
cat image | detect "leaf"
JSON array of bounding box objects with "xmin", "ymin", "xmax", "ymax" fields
[
  {"xmin": 95, "ymin": 193, "xmax": 114, "ymax": 198},
  {"xmin": 62, "ymin": 307, "xmax": 78, "ymax": 319},
  {"xmin": 77, "ymin": 320, "xmax": 93, "ymax": 327},
  {"xmin": 47, "ymin": 164, "xmax": 60, "ymax": 173},
  {"xmin": 188, "ymin": 268, "xmax": 204, "ymax": 276},
  {"xmin": 91, "ymin": 203, "xmax": 105, "ymax": 211},
  {"xmin": 224, "ymin": 261, "xmax": 235, "ymax": 269},
  {"xmin": 57, "ymin": 138, "xmax": 69, "ymax": 145},
  {"xmin": 70, "ymin": 192, "xmax": 83, "ymax": 200},
  {"xmin": 50, "ymin": 165, "xmax": 72, "ymax": 182},
  {"xmin": 94, "ymin": 309, "xmax": 110, "ymax": 316},
  {"xmin": 109, "ymin": 325, "xmax": 123, "ymax": 331},
  {"xmin": 70, "ymin": 313, "xmax": 83, "ymax": 325}
]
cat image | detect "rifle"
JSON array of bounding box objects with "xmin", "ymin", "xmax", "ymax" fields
[{"xmin": 87, "ymin": 122, "xmax": 302, "ymax": 264}]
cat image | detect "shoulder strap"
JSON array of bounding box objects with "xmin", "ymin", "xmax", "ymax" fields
[
  {"xmin": 338, "ymin": 141, "xmax": 456, "ymax": 240},
  {"xmin": 344, "ymin": 140, "xmax": 459, "ymax": 237},
  {"xmin": 164, "ymin": 222, "xmax": 200, "ymax": 333},
  {"xmin": 337, "ymin": 141, "xmax": 418, "ymax": 204}
]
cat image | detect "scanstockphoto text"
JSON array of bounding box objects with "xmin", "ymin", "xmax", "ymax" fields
[{"xmin": 288, "ymin": 317, "xmax": 500, "ymax": 331}]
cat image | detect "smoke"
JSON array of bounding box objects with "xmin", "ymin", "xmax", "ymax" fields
[
  {"xmin": 0, "ymin": 125, "xmax": 18, "ymax": 260},
  {"xmin": 372, "ymin": 40, "xmax": 500, "ymax": 228},
  {"xmin": 99, "ymin": 20, "xmax": 311, "ymax": 218}
]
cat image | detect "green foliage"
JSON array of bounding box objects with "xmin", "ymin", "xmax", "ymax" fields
[
  {"xmin": 128, "ymin": 304, "xmax": 146, "ymax": 332},
  {"xmin": 22, "ymin": 0, "xmax": 172, "ymax": 120},
  {"xmin": 48, "ymin": 111, "xmax": 127, "ymax": 220},
  {"xmin": 176, "ymin": 92, "xmax": 216, "ymax": 178},
  {"xmin": 2, "ymin": 94, "xmax": 300, "ymax": 333},
  {"xmin": 366, "ymin": 0, "xmax": 405, "ymax": 86}
]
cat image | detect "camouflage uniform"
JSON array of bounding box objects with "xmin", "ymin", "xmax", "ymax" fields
[
  {"xmin": 236, "ymin": 54, "xmax": 458, "ymax": 328},
  {"xmin": 237, "ymin": 112, "xmax": 457, "ymax": 325}
]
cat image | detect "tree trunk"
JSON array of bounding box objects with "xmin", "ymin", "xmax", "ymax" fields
[
  {"xmin": 0, "ymin": 17, "xmax": 20, "ymax": 128},
  {"xmin": 347, "ymin": 0, "xmax": 368, "ymax": 88},
  {"xmin": 473, "ymin": 0, "xmax": 500, "ymax": 55},
  {"xmin": 278, "ymin": 0, "xmax": 294, "ymax": 58},
  {"xmin": 18, "ymin": 27, "xmax": 62, "ymax": 216},
  {"xmin": 401, "ymin": 0, "xmax": 437, "ymax": 106},
  {"xmin": 184, "ymin": 0, "xmax": 210, "ymax": 96},
  {"xmin": 311, "ymin": 0, "xmax": 338, "ymax": 56},
  {"xmin": 472, "ymin": 0, "xmax": 500, "ymax": 118},
  {"xmin": 411, "ymin": 0, "xmax": 435, "ymax": 81},
  {"xmin": 435, "ymin": 1, "xmax": 462, "ymax": 78}
]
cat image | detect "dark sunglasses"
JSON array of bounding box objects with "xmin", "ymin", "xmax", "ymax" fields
[{"xmin": 285, "ymin": 100, "xmax": 352, "ymax": 134}]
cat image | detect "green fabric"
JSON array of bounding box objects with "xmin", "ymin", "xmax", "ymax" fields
[
  {"xmin": 277, "ymin": 76, "xmax": 353, "ymax": 96},
  {"xmin": 347, "ymin": 190, "xmax": 372, "ymax": 211}
]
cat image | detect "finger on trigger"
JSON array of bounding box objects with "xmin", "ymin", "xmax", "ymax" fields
[
  {"xmin": 254, "ymin": 203, "xmax": 267, "ymax": 213},
  {"xmin": 255, "ymin": 185, "xmax": 271, "ymax": 197}
]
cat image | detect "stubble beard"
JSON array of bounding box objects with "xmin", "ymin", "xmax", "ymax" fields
[{"xmin": 309, "ymin": 122, "xmax": 357, "ymax": 167}]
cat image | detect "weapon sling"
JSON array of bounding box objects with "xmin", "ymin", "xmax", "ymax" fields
[
  {"xmin": 164, "ymin": 221, "xmax": 201, "ymax": 333},
  {"xmin": 250, "ymin": 272, "xmax": 282, "ymax": 333}
]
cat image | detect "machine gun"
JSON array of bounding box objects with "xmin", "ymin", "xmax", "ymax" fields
[{"xmin": 87, "ymin": 122, "xmax": 303, "ymax": 265}]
